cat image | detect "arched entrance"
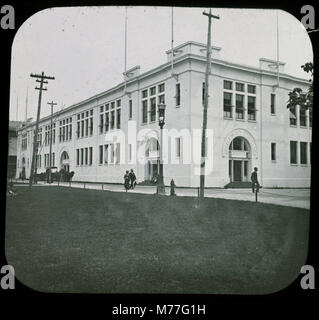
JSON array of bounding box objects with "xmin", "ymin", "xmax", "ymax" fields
[
  {"xmin": 145, "ymin": 137, "xmax": 160, "ymax": 181},
  {"xmin": 229, "ymin": 137, "xmax": 251, "ymax": 182},
  {"xmin": 60, "ymin": 151, "xmax": 70, "ymax": 172}
]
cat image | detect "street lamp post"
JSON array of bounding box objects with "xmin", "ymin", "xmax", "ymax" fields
[{"xmin": 157, "ymin": 103, "xmax": 166, "ymax": 195}]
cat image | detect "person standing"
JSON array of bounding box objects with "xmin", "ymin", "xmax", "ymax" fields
[
  {"xmin": 124, "ymin": 170, "xmax": 130, "ymax": 192},
  {"xmin": 129, "ymin": 169, "xmax": 137, "ymax": 189},
  {"xmin": 251, "ymin": 167, "xmax": 260, "ymax": 193}
]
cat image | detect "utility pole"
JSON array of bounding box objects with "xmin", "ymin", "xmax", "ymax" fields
[
  {"xmin": 47, "ymin": 101, "xmax": 57, "ymax": 183},
  {"xmin": 29, "ymin": 72, "xmax": 55, "ymax": 188},
  {"xmin": 200, "ymin": 9, "xmax": 219, "ymax": 198}
]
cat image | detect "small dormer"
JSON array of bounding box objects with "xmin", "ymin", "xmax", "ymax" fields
[
  {"xmin": 166, "ymin": 41, "xmax": 222, "ymax": 61},
  {"xmin": 259, "ymin": 58, "xmax": 285, "ymax": 73},
  {"xmin": 123, "ymin": 65, "xmax": 141, "ymax": 81}
]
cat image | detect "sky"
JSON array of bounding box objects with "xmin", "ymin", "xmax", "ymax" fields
[{"xmin": 10, "ymin": 6, "xmax": 313, "ymax": 121}]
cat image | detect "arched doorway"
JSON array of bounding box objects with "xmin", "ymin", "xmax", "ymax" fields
[
  {"xmin": 60, "ymin": 151, "xmax": 70, "ymax": 172},
  {"xmin": 145, "ymin": 137, "xmax": 160, "ymax": 181},
  {"xmin": 229, "ymin": 137, "xmax": 251, "ymax": 182}
]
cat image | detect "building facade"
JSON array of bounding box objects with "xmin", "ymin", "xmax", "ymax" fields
[{"xmin": 15, "ymin": 41, "xmax": 312, "ymax": 188}]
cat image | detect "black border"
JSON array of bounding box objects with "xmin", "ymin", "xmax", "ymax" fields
[{"xmin": 1, "ymin": 0, "xmax": 318, "ymax": 315}]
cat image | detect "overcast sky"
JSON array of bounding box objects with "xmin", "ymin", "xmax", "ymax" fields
[{"xmin": 10, "ymin": 6, "xmax": 313, "ymax": 121}]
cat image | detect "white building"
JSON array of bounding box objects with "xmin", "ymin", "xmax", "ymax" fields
[{"xmin": 16, "ymin": 41, "xmax": 312, "ymax": 188}]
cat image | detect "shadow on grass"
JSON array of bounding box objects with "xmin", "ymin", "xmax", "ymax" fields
[{"xmin": 5, "ymin": 186, "xmax": 309, "ymax": 294}]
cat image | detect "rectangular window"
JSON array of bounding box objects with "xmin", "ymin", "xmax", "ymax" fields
[
  {"xmin": 81, "ymin": 120, "xmax": 84, "ymax": 137},
  {"xmin": 85, "ymin": 119, "xmax": 89, "ymax": 136},
  {"xmin": 271, "ymin": 143, "xmax": 276, "ymax": 161},
  {"xmin": 158, "ymin": 94, "xmax": 165, "ymax": 104},
  {"xmin": 77, "ymin": 122, "xmax": 80, "ymax": 138},
  {"xmin": 150, "ymin": 86, "xmax": 156, "ymax": 96},
  {"xmin": 300, "ymin": 142, "xmax": 307, "ymax": 164},
  {"xmin": 105, "ymin": 113, "xmax": 109, "ymax": 132},
  {"xmin": 89, "ymin": 147, "xmax": 93, "ymax": 165},
  {"xmin": 223, "ymin": 80, "xmax": 232, "ymax": 90},
  {"xmin": 236, "ymin": 82, "xmax": 244, "ymax": 92},
  {"xmin": 129, "ymin": 100, "xmax": 132, "ymax": 120},
  {"xmin": 271, "ymin": 93, "xmax": 276, "ymax": 114},
  {"xmin": 111, "ymin": 102, "xmax": 115, "ymax": 109},
  {"xmin": 248, "ymin": 85, "xmax": 256, "ymax": 94},
  {"xmin": 142, "ymin": 89, "xmax": 148, "ymax": 99},
  {"xmin": 142, "ymin": 100, "xmax": 148, "ymax": 123},
  {"xmin": 115, "ymin": 143, "xmax": 120, "ymax": 164},
  {"xmin": 176, "ymin": 137, "xmax": 181, "ymax": 158},
  {"xmin": 300, "ymin": 106, "xmax": 307, "ymax": 126},
  {"xmin": 99, "ymin": 145, "xmax": 103, "ymax": 164},
  {"xmin": 236, "ymin": 94, "xmax": 244, "ymax": 119},
  {"xmin": 289, "ymin": 106, "xmax": 297, "ymax": 125},
  {"xmin": 128, "ymin": 144, "xmax": 132, "ymax": 162},
  {"xmin": 100, "ymin": 114, "xmax": 104, "ymax": 133},
  {"xmin": 80, "ymin": 148, "xmax": 84, "ymax": 165},
  {"xmin": 104, "ymin": 145, "xmax": 109, "ymax": 164},
  {"xmin": 110, "ymin": 144, "xmax": 114, "ymax": 163},
  {"xmin": 309, "ymin": 108, "xmax": 312, "ymax": 127},
  {"xmin": 150, "ymin": 97, "xmax": 156, "ymax": 122},
  {"xmin": 85, "ymin": 148, "xmax": 88, "ymax": 165},
  {"xmin": 248, "ymin": 96, "xmax": 256, "ymax": 120},
  {"xmin": 76, "ymin": 149, "xmax": 79, "ymax": 166},
  {"xmin": 158, "ymin": 83, "xmax": 165, "ymax": 93},
  {"xmin": 116, "ymin": 109, "xmax": 121, "ymax": 129},
  {"xmin": 176, "ymin": 83, "xmax": 181, "ymax": 106},
  {"xmin": 290, "ymin": 141, "xmax": 297, "ymax": 164},
  {"xmin": 111, "ymin": 111, "xmax": 115, "ymax": 129},
  {"xmin": 223, "ymin": 92, "xmax": 232, "ymax": 118},
  {"xmin": 117, "ymin": 99, "xmax": 121, "ymax": 108}
]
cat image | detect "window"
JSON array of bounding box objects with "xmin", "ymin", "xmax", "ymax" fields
[
  {"xmin": 158, "ymin": 94, "xmax": 165, "ymax": 104},
  {"xmin": 99, "ymin": 114, "xmax": 104, "ymax": 134},
  {"xmin": 150, "ymin": 86, "xmax": 156, "ymax": 96},
  {"xmin": 176, "ymin": 83, "xmax": 181, "ymax": 106},
  {"xmin": 248, "ymin": 96, "xmax": 256, "ymax": 120},
  {"xmin": 89, "ymin": 147, "xmax": 93, "ymax": 165},
  {"xmin": 77, "ymin": 111, "xmax": 93, "ymax": 138},
  {"xmin": 104, "ymin": 145, "xmax": 109, "ymax": 164},
  {"xmin": 158, "ymin": 83, "xmax": 165, "ymax": 93},
  {"xmin": 150, "ymin": 97, "xmax": 156, "ymax": 122},
  {"xmin": 142, "ymin": 90, "xmax": 148, "ymax": 99},
  {"xmin": 80, "ymin": 148, "xmax": 84, "ymax": 165},
  {"xmin": 142, "ymin": 100, "xmax": 148, "ymax": 124},
  {"xmin": 117, "ymin": 99, "xmax": 121, "ymax": 108},
  {"xmin": 110, "ymin": 144, "xmax": 114, "ymax": 163},
  {"xmin": 85, "ymin": 148, "xmax": 88, "ymax": 165},
  {"xmin": 248, "ymin": 85, "xmax": 256, "ymax": 94},
  {"xmin": 111, "ymin": 111, "xmax": 115, "ymax": 129},
  {"xmin": 223, "ymin": 92, "xmax": 232, "ymax": 118},
  {"xmin": 176, "ymin": 137, "xmax": 181, "ymax": 158},
  {"xmin": 309, "ymin": 108, "xmax": 312, "ymax": 127},
  {"xmin": 289, "ymin": 106, "xmax": 297, "ymax": 125},
  {"xmin": 236, "ymin": 82, "xmax": 244, "ymax": 92},
  {"xmin": 99, "ymin": 145, "xmax": 103, "ymax": 164},
  {"xmin": 290, "ymin": 141, "xmax": 297, "ymax": 164},
  {"xmin": 76, "ymin": 149, "xmax": 79, "ymax": 166},
  {"xmin": 116, "ymin": 109, "xmax": 121, "ymax": 129},
  {"xmin": 223, "ymin": 80, "xmax": 232, "ymax": 90},
  {"xmin": 129, "ymin": 100, "xmax": 132, "ymax": 120},
  {"xmin": 236, "ymin": 94, "xmax": 244, "ymax": 119},
  {"xmin": 271, "ymin": 143, "xmax": 276, "ymax": 161},
  {"xmin": 115, "ymin": 143, "xmax": 120, "ymax": 164},
  {"xmin": 300, "ymin": 142, "xmax": 307, "ymax": 164},
  {"xmin": 271, "ymin": 93, "xmax": 276, "ymax": 114},
  {"xmin": 105, "ymin": 113, "xmax": 109, "ymax": 132},
  {"xmin": 300, "ymin": 106, "xmax": 307, "ymax": 126}
]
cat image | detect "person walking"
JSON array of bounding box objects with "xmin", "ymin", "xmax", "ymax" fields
[
  {"xmin": 129, "ymin": 169, "xmax": 137, "ymax": 189},
  {"xmin": 251, "ymin": 167, "xmax": 260, "ymax": 193},
  {"xmin": 124, "ymin": 170, "xmax": 130, "ymax": 192}
]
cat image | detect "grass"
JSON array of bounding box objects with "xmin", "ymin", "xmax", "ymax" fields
[{"xmin": 5, "ymin": 186, "xmax": 309, "ymax": 294}]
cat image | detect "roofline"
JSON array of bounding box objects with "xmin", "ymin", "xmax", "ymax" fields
[{"xmin": 18, "ymin": 53, "xmax": 310, "ymax": 132}]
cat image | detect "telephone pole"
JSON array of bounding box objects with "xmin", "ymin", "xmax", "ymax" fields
[
  {"xmin": 29, "ymin": 72, "xmax": 55, "ymax": 188},
  {"xmin": 47, "ymin": 101, "xmax": 57, "ymax": 183},
  {"xmin": 200, "ymin": 9, "xmax": 219, "ymax": 198}
]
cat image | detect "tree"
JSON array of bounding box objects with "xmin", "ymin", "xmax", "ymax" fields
[{"xmin": 287, "ymin": 62, "xmax": 313, "ymax": 110}]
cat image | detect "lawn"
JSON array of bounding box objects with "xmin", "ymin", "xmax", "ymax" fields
[{"xmin": 5, "ymin": 186, "xmax": 309, "ymax": 294}]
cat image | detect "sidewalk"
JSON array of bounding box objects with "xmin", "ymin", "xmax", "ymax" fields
[{"xmin": 16, "ymin": 180, "xmax": 310, "ymax": 209}]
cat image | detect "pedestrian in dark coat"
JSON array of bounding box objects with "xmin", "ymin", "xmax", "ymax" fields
[
  {"xmin": 251, "ymin": 167, "xmax": 260, "ymax": 193},
  {"xmin": 124, "ymin": 170, "xmax": 130, "ymax": 192},
  {"xmin": 129, "ymin": 169, "xmax": 137, "ymax": 189}
]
